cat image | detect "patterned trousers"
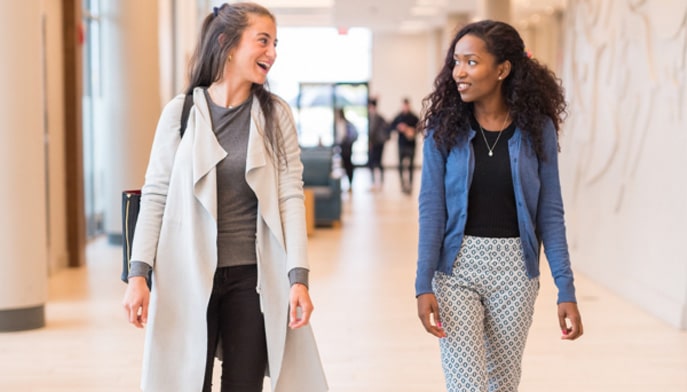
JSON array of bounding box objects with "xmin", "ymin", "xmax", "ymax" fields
[{"xmin": 433, "ymin": 236, "xmax": 539, "ymax": 392}]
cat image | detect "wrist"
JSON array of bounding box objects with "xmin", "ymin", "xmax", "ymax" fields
[{"xmin": 129, "ymin": 276, "xmax": 148, "ymax": 284}]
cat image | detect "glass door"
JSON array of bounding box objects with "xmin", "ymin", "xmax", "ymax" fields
[{"xmin": 294, "ymin": 82, "xmax": 369, "ymax": 165}]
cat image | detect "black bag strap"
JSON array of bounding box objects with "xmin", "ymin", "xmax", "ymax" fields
[{"xmin": 180, "ymin": 92, "xmax": 193, "ymax": 137}]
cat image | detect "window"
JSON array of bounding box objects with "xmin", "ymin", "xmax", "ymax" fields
[{"xmin": 82, "ymin": 0, "xmax": 105, "ymax": 237}]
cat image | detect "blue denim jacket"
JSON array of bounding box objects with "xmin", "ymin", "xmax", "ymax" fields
[{"xmin": 415, "ymin": 118, "xmax": 576, "ymax": 304}]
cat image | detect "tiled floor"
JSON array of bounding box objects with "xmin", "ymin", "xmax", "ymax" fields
[{"xmin": 1, "ymin": 169, "xmax": 686, "ymax": 391}]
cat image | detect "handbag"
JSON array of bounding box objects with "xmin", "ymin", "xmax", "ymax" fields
[
  {"xmin": 120, "ymin": 93, "xmax": 194, "ymax": 287},
  {"xmin": 121, "ymin": 189, "xmax": 146, "ymax": 285}
]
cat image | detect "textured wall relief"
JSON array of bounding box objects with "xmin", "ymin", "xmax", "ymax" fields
[{"xmin": 562, "ymin": 0, "xmax": 687, "ymax": 213}]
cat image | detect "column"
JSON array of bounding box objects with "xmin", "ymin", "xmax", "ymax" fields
[
  {"xmin": 0, "ymin": 0, "xmax": 48, "ymax": 331},
  {"xmin": 476, "ymin": 0, "xmax": 512, "ymax": 22},
  {"xmin": 444, "ymin": 13, "xmax": 470, "ymax": 49},
  {"xmin": 100, "ymin": 0, "xmax": 161, "ymax": 241}
]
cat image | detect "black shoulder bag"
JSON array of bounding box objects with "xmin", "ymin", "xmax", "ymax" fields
[{"xmin": 121, "ymin": 93, "xmax": 194, "ymax": 288}]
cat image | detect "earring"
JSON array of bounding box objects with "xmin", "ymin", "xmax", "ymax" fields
[
  {"xmin": 228, "ymin": 55, "xmax": 232, "ymax": 62},
  {"xmin": 498, "ymin": 76, "xmax": 502, "ymax": 80}
]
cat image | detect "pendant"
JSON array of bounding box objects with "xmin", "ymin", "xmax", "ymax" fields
[{"xmin": 488, "ymin": 151, "xmax": 493, "ymax": 157}]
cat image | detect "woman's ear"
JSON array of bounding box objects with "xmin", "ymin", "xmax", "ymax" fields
[{"xmin": 498, "ymin": 60, "xmax": 512, "ymax": 80}]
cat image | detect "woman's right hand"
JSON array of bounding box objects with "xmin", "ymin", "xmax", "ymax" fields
[
  {"xmin": 122, "ymin": 277, "xmax": 150, "ymax": 328},
  {"xmin": 417, "ymin": 293, "xmax": 446, "ymax": 338}
]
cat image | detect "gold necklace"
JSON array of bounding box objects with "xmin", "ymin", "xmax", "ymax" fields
[{"xmin": 478, "ymin": 113, "xmax": 509, "ymax": 157}]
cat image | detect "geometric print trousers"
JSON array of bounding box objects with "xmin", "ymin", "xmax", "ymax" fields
[{"xmin": 432, "ymin": 236, "xmax": 539, "ymax": 392}]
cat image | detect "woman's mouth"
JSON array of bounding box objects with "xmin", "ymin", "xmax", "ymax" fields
[{"xmin": 257, "ymin": 61, "xmax": 271, "ymax": 72}]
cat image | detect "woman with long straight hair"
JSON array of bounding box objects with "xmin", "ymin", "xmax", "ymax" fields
[{"xmin": 122, "ymin": 3, "xmax": 328, "ymax": 391}]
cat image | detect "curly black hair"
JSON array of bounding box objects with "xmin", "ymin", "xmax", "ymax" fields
[{"xmin": 420, "ymin": 20, "xmax": 567, "ymax": 159}]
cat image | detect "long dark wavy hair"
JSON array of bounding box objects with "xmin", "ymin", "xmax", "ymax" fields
[
  {"xmin": 420, "ymin": 20, "xmax": 567, "ymax": 159},
  {"xmin": 186, "ymin": 2, "xmax": 285, "ymax": 163}
]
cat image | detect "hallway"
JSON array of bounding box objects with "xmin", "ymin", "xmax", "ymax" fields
[{"xmin": 0, "ymin": 171, "xmax": 685, "ymax": 391}]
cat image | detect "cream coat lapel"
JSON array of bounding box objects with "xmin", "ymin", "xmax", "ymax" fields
[
  {"xmin": 191, "ymin": 88, "xmax": 227, "ymax": 222},
  {"xmin": 245, "ymin": 97, "xmax": 285, "ymax": 251}
]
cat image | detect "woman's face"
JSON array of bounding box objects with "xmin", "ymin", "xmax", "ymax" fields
[
  {"xmin": 227, "ymin": 14, "xmax": 277, "ymax": 86},
  {"xmin": 451, "ymin": 34, "xmax": 508, "ymax": 104}
]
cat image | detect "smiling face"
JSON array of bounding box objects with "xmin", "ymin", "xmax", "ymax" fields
[
  {"xmin": 226, "ymin": 14, "xmax": 277, "ymax": 86},
  {"xmin": 452, "ymin": 34, "xmax": 509, "ymax": 105}
]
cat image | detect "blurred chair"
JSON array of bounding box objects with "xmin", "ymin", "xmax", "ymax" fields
[{"xmin": 300, "ymin": 146, "xmax": 341, "ymax": 226}]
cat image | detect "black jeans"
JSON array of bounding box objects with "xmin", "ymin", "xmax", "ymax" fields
[
  {"xmin": 203, "ymin": 265, "xmax": 267, "ymax": 392},
  {"xmin": 398, "ymin": 145, "xmax": 415, "ymax": 192},
  {"xmin": 340, "ymin": 142, "xmax": 354, "ymax": 188},
  {"xmin": 368, "ymin": 143, "xmax": 385, "ymax": 183}
]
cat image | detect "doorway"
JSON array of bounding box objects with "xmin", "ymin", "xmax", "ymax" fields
[{"xmin": 294, "ymin": 82, "xmax": 369, "ymax": 166}]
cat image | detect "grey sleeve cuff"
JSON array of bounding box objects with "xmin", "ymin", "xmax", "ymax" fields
[
  {"xmin": 288, "ymin": 267, "xmax": 309, "ymax": 288},
  {"xmin": 128, "ymin": 261, "xmax": 152, "ymax": 279}
]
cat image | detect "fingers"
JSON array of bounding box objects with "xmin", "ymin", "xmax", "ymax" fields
[
  {"xmin": 122, "ymin": 280, "xmax": 150, "ymax": 329},
  {"xmin": 124, "ymin": 298, "xmax": 144, "ymax": 328},
  {"xmin": 289, "ymin": 284, "xmax": 313, "ymax": 329},
  {"xmin": 558, "ymin": 312, "xmax": 568, "ymax": 336},
  {"xmin": 289, "ymin": 294, "xmax": 298, "ymax": 328},
  {"xmin": 558, "ymin": 302, "xmax": 584, "ymax": 340},
  {"xmin": 564, "ymin": 320, "xmax": 583, "ymax": 340},
  {"xmin": 561, "ymin": 314, "xmax": 583, "ymax": 340},
  {"xmin": 140, "ymin": 298, "xmax": 149, "ymax": 326},
  {"xmin": 290, "ymin": 301, "xmax": 313, "ymax": 329},
  {"xmin": 417, "ymin": 294, "xmax": 446, "ymax": 338}
]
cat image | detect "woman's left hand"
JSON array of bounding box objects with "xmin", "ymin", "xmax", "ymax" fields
[
  {"xmin": 288, "ymin": 283, "xmax": 313, "ymax": 329},
  {"xmin": 558, "ymin": 302, "xmax": 583, "ymax": 340}
]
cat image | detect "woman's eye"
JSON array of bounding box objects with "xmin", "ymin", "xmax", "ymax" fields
[{"xmin": 454, "ymin": 59, "xmax": 476, "ymax": 66}]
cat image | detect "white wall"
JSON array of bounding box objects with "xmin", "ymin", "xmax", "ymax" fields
[
  {"xmin": 519, "ymin": 10, "xmax": 565, "ymax": 74},
  {"xmin": 371, "ymin": 31, "xmax": 441, "ymax": 167},
  {"xmin": 559, "ymin": 0, "xmax": 687, "ymax": 329}
]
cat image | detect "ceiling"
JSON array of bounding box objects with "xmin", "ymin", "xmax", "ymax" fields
[{"xmin": 253, "ymin": 0, "xmax": 568, "ymax": 33}]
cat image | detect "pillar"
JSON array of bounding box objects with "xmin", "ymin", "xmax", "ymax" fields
[
  {"xmin": 443, "ymin": 13, "xmax": 471, "ymax": 50},
  {"xmin": 100, "ymin": 0, "xmax": 161, "ymax": 242},
  {"xmin": 476, "ymin": 0, "xmax": 512, "ymax": 22},
  {"xmin": 0, "ymin": 0, "xmax": 48, "ymax": 331}
]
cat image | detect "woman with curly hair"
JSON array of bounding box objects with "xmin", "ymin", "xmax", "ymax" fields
[{"xmin": 415, "ymin": 20, "xmax": 583, "ymax": 391}]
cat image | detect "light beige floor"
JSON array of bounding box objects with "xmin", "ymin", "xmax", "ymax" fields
[{"xmin": 1, "ymin": 169, "xmax": 686, "ymax": 391}]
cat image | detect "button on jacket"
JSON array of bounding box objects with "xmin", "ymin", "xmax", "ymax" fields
[{"xmin": 415, "ymin": 117, "xmax": 576, "ymax": 304}]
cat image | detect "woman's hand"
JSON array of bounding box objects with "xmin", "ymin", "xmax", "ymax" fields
[
  {"xmin": 417, "ymin": 293, "xmax": 446, "ymax": 338},
  {"xmin": 122, "ymin": 277, "xmax": 150, "ymax": 328},
  {"xmin": 558, "ymin": 302, "xmax": 583, "ymax": 340},
  {"xmin": 288, "ymin": 283, "xmax": 313, "ymax": 329}
]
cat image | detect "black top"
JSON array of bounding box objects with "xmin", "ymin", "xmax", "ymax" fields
[
  {"xmin": 464, "ymin": 116, "xmax": 520, "ymax": 238},
  {"xmin": 389, "ymin": 111, "xmax": 419, "ymax": 148}
]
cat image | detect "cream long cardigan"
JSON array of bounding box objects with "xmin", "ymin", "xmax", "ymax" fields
[{"xmin": 130, "ymin": 88, "xmax": 328, "ymax": 392}]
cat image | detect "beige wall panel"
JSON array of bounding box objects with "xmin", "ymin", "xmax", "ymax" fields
[{"xmin": 560, "ymin": 0, "xmax": 687, "ymax": 329}]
